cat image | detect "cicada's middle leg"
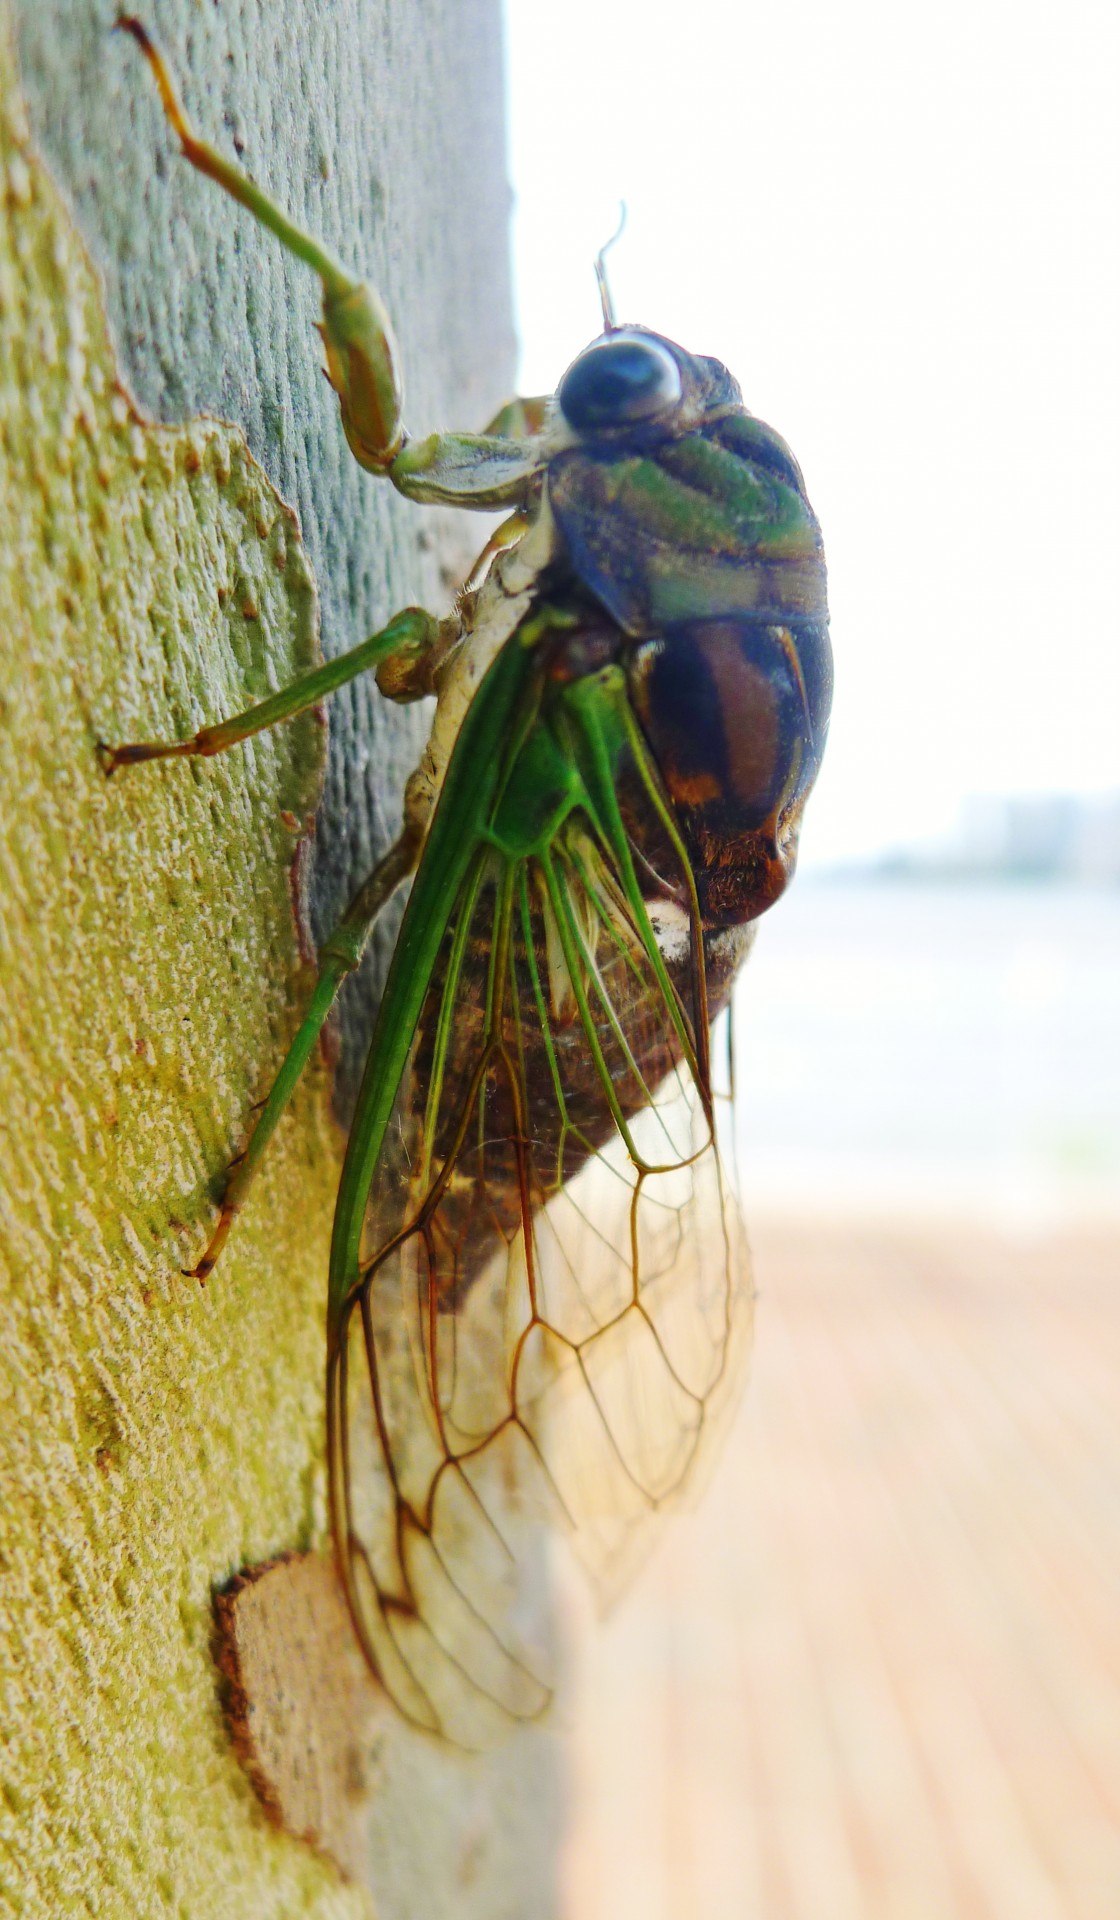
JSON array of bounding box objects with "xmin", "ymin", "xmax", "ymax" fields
[
  {"xmin": 99, "ymin": 604, "xmax": 443, "ymax": 1279},
  {"xmin": 96, "ymin": 606, "xmax": 441, "ymax": 774}
]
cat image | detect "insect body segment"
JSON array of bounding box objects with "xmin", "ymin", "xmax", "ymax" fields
[{"xmin": 109, "ymin": 24, "xmax": 831, "ymax": 1744}]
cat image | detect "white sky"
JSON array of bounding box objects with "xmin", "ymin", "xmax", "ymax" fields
[{"xmin": 504, "ymin": 0, "xmax": 1120, "ymax": 866}]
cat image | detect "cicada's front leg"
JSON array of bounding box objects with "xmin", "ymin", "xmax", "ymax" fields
[
  {"xmin": 450, "ymin": 397, "xmax": 555, "ymax": 586},
  {"xmin": 116, "ymin": 16, "xmax": 402, "ymax": 474},
  {"xmin": 481, "ymin": 395, "xmax": 553, "ymax": 439},
  {"xmin": 117, "ymin": 18, "xmax": 547, "ymax": 515}
]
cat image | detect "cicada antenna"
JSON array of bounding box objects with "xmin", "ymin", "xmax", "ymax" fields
[{"xmin": 594, "ymin": 203, "xmax": 627, "ymax": 332}]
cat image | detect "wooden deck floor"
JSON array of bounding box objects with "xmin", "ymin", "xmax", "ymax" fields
[{"xmin": 562, "ymin": 1216, "xmax": 1120, "ymax": 1920}]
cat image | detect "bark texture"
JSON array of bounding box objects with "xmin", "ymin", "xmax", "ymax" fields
[
  {"xmin": 0, "ymin": 5, "xmax": 564, "ymax": 1915},
  {"xmin": 14, "ymin": 0, "xmax": 517, "ymax": 1101}
]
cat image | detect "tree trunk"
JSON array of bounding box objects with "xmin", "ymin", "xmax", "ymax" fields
[{"xmin": 0, "ymin": 4, "xmax": 564, "ymax": 1913}]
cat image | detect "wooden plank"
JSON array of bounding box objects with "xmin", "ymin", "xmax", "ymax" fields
[{"xmin": 563, "ymin": 1218, "xmax": 1120, "ymax": 1920}]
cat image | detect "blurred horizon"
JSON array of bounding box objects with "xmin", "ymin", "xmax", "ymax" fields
[
  {"xmin": 809, "ymin": 786, "xmax": 1120, "ymax": 882},
  {"xmin": 733, "ymin": 872, "xmax": 1120, "ymax": 1232},
  {"xmin": 503, "ymin": 0, "xmax": 1120, "ymax": 873}
]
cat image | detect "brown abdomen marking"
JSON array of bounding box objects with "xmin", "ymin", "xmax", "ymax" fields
[{"xmin": 628, "ymin": 615, "xmax": 833, "ymax": 928}]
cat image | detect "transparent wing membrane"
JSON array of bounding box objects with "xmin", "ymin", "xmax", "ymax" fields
[{"xmin": 329, "ymin": 822, "xmax": 752, "ymax": 1745}]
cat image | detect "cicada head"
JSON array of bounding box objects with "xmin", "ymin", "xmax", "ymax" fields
[{"xmin": 554, "ymin": 325, "xmax": 741, "ymax": 447}]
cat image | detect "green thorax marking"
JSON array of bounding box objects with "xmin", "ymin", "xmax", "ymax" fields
[{"xmin": 548, "ymin": 414, "xmax": 827, "ymax": 635}]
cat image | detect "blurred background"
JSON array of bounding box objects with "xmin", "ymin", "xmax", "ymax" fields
[{"xmin": 504, "ymin": 0, "xmax": 1120, "ymax": 1912}]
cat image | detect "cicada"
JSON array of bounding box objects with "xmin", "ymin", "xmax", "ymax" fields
[{"xmin": 105, "ymin": 21, "xmax": 831, "ymax": 1747}]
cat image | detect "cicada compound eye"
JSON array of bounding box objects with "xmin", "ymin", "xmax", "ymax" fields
[{"xmin": 558, "ymin": 333, "xmax": 683, "ymax": 433}]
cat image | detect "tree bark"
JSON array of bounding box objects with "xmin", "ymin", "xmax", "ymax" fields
[
  {"xmin": 0, "ymin": 5, "xmax": 564, "ymax": 1914},
  {"xmin": 15, "ymin": 0, "xmax": 517, "ymax": 1102}
]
